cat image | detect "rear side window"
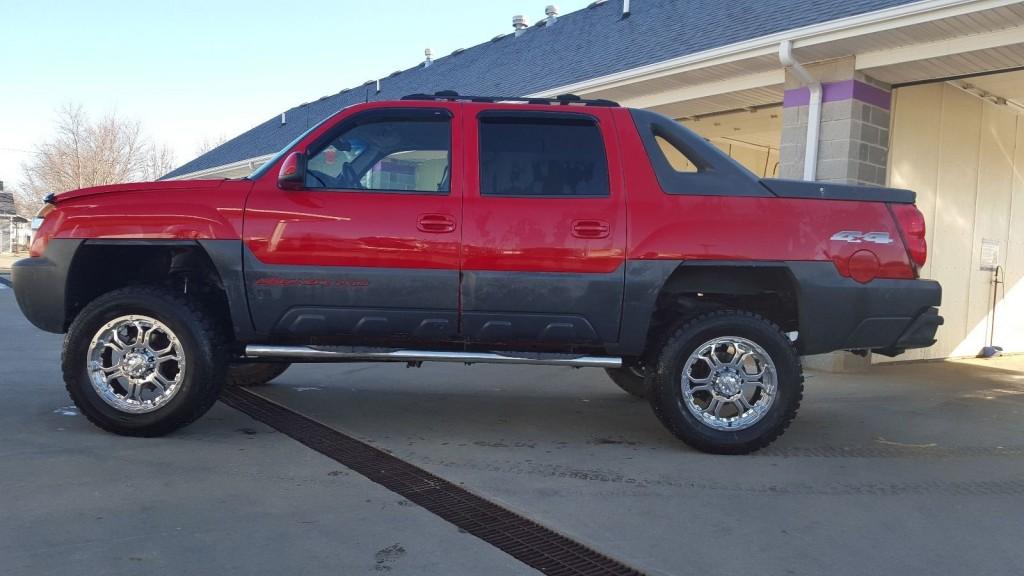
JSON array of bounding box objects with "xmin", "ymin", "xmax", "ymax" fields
[
  {"xmin": 656, "ymin": 135, "xmax": 699, "ymax": 173},
  {"xmin": 479, "ymin": 113, "xmax": 609, "ymax": 197}
]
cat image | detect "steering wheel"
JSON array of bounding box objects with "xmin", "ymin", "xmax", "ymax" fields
[
  {"xmin": 307, "ymin": 169, "xmax": 329, "ymax": 188},
  {"xmin": 342, "ymin": 162, "xmax": 362, "ymax": 189}
]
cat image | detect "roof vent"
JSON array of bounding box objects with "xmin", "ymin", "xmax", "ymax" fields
[
  {"xmin": 513, "ymin": 14, "xmax": 529, "ymax": 36},
  {"xmin": 622, "ymin": 0, "xmax": 630, "ymax": 17},
  {"xmin": 545, "ymin": 5, "xmax": 559, "ymax": 24},
  {"xmin": 424, "ymin": 48, "xmax": 433, "ymax": 67},
  {"xmin": 280, "ymin": 112, "xmax": 286, "ymax": 125}
]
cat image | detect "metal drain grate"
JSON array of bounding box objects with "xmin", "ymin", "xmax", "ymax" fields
[{"xmin": 221, "ymin": 387, "xmax": 645, "ymax": 576}]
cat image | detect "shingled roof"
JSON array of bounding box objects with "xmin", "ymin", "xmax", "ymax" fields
[{"xmin": 163, "ymin": 0, "xmax": 920, "ymax": 179}]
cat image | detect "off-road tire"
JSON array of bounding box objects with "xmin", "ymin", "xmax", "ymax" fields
[
  {"xmin": 62, "ymin": 286, "xmax": 227, "ymax": 437},
  {"xmin": 648, "ymin": 310, "xmax": 803, "ymax": 454},
  {"xmin": 605, "ymin": 366, "xmax": 649, "ymax": 399},
  {"xmin": 225, "ymin": 363, "xmax": 290, "ymax": 388}
]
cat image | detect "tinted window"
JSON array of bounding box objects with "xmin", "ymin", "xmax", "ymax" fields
[
  {"xmin": 306, "ymin": 110, "xmax": 451, "ymax": 193},
  {"xmin": 479, "ymin": 114, "xmax": 609, "ymax": 197}
]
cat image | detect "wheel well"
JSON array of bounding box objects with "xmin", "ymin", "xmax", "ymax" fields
[
  {"xmin": 65, "ymin": 243, "xmax": 233, "ymax": 338},
  {"xmin": 642, "ymin": 265, "xmax": 799, "ymax": 360}
]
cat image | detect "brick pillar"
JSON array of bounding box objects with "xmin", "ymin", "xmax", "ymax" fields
[
  {"xmin": 779, "ymin": 59, "xmax": 893, "ymax": 372},
  {"xmin": 779, "ymin": 58, "xmax": 892, "ymax": 187}
]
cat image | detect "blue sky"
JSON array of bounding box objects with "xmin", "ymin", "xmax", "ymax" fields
[{"xmin": 0, "ymin": 0, "xmax": 592, "ymax": 187}]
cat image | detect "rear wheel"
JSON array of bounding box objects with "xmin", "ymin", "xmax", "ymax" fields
[
  {"xmin": 62, "ymin": 286, "xmax": 226, "ymax": 437},
  {"xmin": 605, "ymin": 366, "xmax": 649, "ymax": 399},
  {"xmin": 648, "ymin": 311, "xmax": 803, "ymax": 454},
  {"xmin": 226, "ymin": 363, "xmax": 290, "ymax": 388}
]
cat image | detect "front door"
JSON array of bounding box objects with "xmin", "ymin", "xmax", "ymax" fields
[
  {"xmin": 243, "ymin": 105, "xmax": 462, "ymax": 342},
  {"xmin": 460, "ymin": 106, "xmax": 627, "ymax": 347}
]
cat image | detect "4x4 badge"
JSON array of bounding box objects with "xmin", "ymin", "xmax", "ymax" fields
[{"xmin": 830, "ymin": 231, "xmax": 894, "ymax": 244}]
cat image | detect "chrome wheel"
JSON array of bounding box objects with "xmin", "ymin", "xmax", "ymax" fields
[
  {"xmin": 87, "ymin": 315, "xmax": 186, "ymax": 414},
  {"xmin": 681, "ymin": 336, "xmax": 777, "ymax": 431}
]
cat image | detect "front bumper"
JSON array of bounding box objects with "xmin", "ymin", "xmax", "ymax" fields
[
  {"xmin": 11, "ymin": 239, "xmax": 82, "ymax": 334},
  {"xmin": 789, "ymin": 262, "xmax": 942, "ymax": 357}
]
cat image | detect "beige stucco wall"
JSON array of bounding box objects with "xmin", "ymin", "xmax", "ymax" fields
[{"xmin": 887, "ymin": 82, "xmax": 1024, "ymax": 360}]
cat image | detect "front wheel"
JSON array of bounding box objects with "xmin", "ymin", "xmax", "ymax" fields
[
  {"xmin": 62, "ymin": 286, "xmax": 227, "ymax": 437},
  {"xmin": 648, "ymin": 311, "xmax": 803, "ymax": 454}
]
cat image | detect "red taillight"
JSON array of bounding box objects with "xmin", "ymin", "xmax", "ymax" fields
[{"xmin": 891, "ymin": 204, "xmax": 927, "ymax": 269}]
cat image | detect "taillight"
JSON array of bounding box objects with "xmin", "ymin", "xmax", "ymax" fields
[{"xmin": 891, "ymin": 204, "xmax": 927, "ymax": 269}]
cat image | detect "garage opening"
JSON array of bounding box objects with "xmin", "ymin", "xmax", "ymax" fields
[
  {"xmin": 888, "ymin": 69, "xmax": 1024, "ymax": 361},
  {"xmin": 677, "ymin": 106, "xmax": 782, "ymax": 178}
]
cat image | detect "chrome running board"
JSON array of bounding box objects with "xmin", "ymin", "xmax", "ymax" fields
[{"xmin": 244, "ymin": 345, "xmax": 621, "ymax": 368}]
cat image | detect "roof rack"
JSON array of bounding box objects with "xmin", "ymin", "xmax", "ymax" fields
[{"xmin": 401, "ymin": 91, "xmax": 620, "ymax": 107}]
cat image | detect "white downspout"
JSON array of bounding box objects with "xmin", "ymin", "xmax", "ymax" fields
[{"xmin": 779, "ymin": 40, "xmax": 820, "ymax": 181}]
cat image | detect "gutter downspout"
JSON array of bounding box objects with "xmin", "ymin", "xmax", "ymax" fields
[{"xmin": 779, "ymin": 40, "xmax": 821, "ymax": 181}]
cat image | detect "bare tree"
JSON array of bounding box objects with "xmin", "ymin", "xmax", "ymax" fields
[
  {"xmin": 9, "ymin": 184, "xmax": 35, "ymax": 217},
  {"xmin": 143, "ymin": 144, "xmax": 178, "ymax": 182},
  {"xmin": 17, "ymin": 104, "xmax": 177, "ymax": 212},
  {"xmin": 195, "ymin": 134, "xmax": 228, "ymax": 156}
]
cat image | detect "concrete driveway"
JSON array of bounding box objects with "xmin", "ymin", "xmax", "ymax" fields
[{"xmin": 1, "ymin": 285, "xmax": 1022, "ymax": 576}]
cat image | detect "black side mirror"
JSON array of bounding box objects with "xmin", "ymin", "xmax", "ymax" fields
[{"xmin": 278, "ymin": 151, "xmax": 307, "ymax": 190}]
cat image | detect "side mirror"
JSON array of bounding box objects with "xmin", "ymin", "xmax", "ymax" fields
[{"xmin": 278, "ymin": 151, "xmax": 307, "ymax": 190}]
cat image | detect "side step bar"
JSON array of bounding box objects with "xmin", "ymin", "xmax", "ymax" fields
[{"xmin": 244, "ymin": 345, "xmax": 622, "ymax": 368}]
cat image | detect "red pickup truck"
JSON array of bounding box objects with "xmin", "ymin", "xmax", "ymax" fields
[{"xmin": 13, "ymin": 93, "xmax": 941, "ymax": 453}]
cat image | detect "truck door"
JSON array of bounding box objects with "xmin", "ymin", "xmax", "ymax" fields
[
  {"xmin": 460, "ymin": 106, "xmax": 627, "ymax": 347},
  {"xmin": 242, "ymin": 104, "xmax": 462, "ymax": 341}
]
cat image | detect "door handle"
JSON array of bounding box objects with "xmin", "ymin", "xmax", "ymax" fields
[
  {"xmin": 571, "ymin": 220, "xmax": 610, "ymax": 239},
  {"xmin": 417, "ymin": 213, "xmax": 457, "ymax": 234}
]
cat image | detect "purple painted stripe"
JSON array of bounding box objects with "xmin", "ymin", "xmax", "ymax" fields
[{"xmin": 783, "ymin": 79, "xmax": 891, "ymax": 110}]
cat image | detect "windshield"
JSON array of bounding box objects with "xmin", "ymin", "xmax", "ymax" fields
[{"xmin": 246, "ymin": 114, "xmax": 336, "ymax": 179}]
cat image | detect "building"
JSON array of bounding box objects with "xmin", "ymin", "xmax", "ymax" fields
[
  {"xmin": 164, "ymin": 0, "xmax": 1024, "ymax": 364},
  {"xmin": 0, "ymin": 182, "xmax": 31, "ymax": 254}
]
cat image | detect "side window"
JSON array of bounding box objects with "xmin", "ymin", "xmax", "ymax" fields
[
  {"xmin": 656, "ymin": 135, "xmax": 699, "ymax": 173},
  {"xmin": 479, "ymin": 113, "xmax": 609, "ymax": 197},
  {"xmin": 306, "ymin": 110, "xmax": 451, "ymax": 193}
]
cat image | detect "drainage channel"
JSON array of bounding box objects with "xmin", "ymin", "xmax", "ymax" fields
[{"xmin": 221, "ymin": 387, "xmax": 645, "ymax": 576}]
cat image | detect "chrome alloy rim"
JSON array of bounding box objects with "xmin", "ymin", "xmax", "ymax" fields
[
  {"xmin": 681, "ymin": 336, "xmax": 777, "ymax": 431},
  {"xmin": 87, "ymin": 315, "xmax": 186, "ymax": 414}
]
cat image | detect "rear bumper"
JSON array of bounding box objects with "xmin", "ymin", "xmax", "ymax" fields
[
  {"xmin": 874, "ymin": 307, "xmax": 943, "ymax": 357},
  {"xmin": 789, "ymin": 262, "xmax": 942, "ymax": 356},
  {"xmin": 11, "ymin": 240, "xmax": 81, "ymax": 334}
]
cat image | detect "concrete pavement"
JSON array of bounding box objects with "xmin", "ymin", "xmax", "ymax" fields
[{"xmin": 1, "ymin": 285, "xmax": 1022, "ymax": 575}]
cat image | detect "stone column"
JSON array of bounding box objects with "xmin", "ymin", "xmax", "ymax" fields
[
  {"xmin": 778, "ymin": 58, "xmax": 894, "ymax": 372},
  {"xmin": 780, "ymin": 57, "xmax": 892, "ymax": 186}
]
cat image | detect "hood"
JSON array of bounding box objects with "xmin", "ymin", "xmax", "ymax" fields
[{"xmin": 52, "ymin": 179, "xmax": 229, "ymax": 203}]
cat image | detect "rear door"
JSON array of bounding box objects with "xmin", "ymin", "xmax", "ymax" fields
[
  {"xmin": 460, "ymin": 105, "xmax": 627, "ymax": 347},
  {"xmin": 243, "ymin": 104, "xmax": 463, "ymax": 342}
]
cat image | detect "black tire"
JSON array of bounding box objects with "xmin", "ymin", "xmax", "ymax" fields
[
  {"xmin": 225, "ymin": 363, "xmax": 290, "ymax": 388},
  {"xmin": 648, "ymin": 310, "xmax": 803, "ymax": 454},
  {"xmin": 605, "ymin": 366, "xmax": 649, "ymax": 399},
  {"xmin": 62, "ymin": 286, "xmax": 227, "ymax": 437}
]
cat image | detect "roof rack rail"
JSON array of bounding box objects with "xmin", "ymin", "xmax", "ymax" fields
[{"xmin": 401, "ymin": 91, "xmax": 620, "ymax": 107}]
